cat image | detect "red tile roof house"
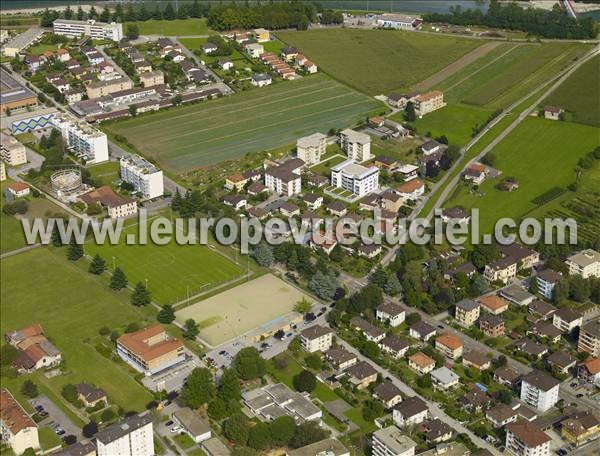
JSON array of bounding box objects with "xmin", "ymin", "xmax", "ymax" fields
[
  {"xmin": 464, "ymin": 163, "xmax": 487, "ymax": 185},
  {"xmin": 5, "ymin": 324, "xmax": 62, "ymax": 373},
  {"xmin": 5, "ymin": 182, "xmax": 30, "ymax": 200},
  {"xmin": 396, "ymin": 179, "xmax": 425, "ymax": 200}
]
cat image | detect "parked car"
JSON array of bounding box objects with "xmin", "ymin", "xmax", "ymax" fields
[{"xmin": 165, "ymin": 420, "xmax": 173, "ymax": 427}]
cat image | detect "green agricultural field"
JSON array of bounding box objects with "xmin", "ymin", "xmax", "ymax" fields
[
  {"xmin": 445, "ymin": 118, "xmax": 600, "ymax": 234},
  {"xmin": 276, "ymin": 29, "xmax": 483, "ymax": 95},
  {"xmin": 543, "ymin": 55, "xmax": 600, "ymax": 127},
  {"xmin": 0, "ymin": 248, "xmax": 154, "ymax": 413},
  {"xmin": 105, "ymin": 75, "xmax": 381, "ymax": 173},
  {"xmin": 124, "ymin": 18, "xmax": 210, "ymax": 36},
  {"xmin": 86, "ymin": 221, "xmax": 245, "ymax": 305}
]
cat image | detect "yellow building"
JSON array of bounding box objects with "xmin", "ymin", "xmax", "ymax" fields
[
  {"xmin": 561, "ymin": 411, "xmax": 599, "ymax": 447},
  {"xmin": 414, "ymin": 91, "xmax": 444, "ymax": 116},
  {"xmin": 0, "ymin": 389, "xmax": 40, "ymax": 456}
]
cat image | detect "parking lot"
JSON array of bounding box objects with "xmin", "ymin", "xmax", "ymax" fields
[{"xmin": 30, "ymin": 395, "xmax": 83, "ymax": 440}]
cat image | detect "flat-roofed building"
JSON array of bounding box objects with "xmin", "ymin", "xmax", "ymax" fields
[
  {"xmin": 339, "ymin": 129, "xmax": 371, "ymax": 162},
  {"xmin": 2, "ymin": 27, "xmax": 44, "ymax": 57},
  {"xmin": 119, "ymin": 153, "xmax": 164, "ymax": 199},
  {"xmin": 330, "ymin": 159, "xmax": 379, "ymax": 197},
  {"xmin": 95, "ymin": 412, "xmax": 153, "ymax": 456},
  {"xmin": 296, "ymin": 132, "xmax": 326, "ymax": 165},
  {"xmin": 116, "ymin": 324, "xmax": 185, "ymax": 376},
  {"xmin": 0, "ymin": 69, "xmax": 38, "ymax": 113},
  {"xmin": 372, "ymin": 425, "xmax": 416, "ymax": 456},
  {"xmin": 51, "ymin": 114, "xmax": 108, "ymax": 163},
  {"xmin": 172, "ymin": 407, "xmax": 211, "ymax": 443},
  {"xmin": 0, "ymin": 388, "xmax": 40, "ymax": 455},
  {"xmin": 53, "ymin": 19, "xmax": 123, "ymax": 41},
  {"xmin": 0, "ymin": 132, "xmax": 27, "ymax": 166},
  {"xmin": 566, "ymin": 249, "xmax": 600, "ymax": 278},
  {"xmin": 286, "ymin": 438, "xmax": 349, "ymax": 456},
  {"xmin": 202, "ymin": 437, "xmax": 231, "ymax": 456}
]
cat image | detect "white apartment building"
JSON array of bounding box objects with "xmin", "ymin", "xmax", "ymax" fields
[
  {"xmin": 340, "ymin": 129, "xmax": 371, "ymax": 162},
  {"xmin": 505, "ymin": 420, "xmax": 551, "ymax": 456},
  {"xmin": 0, "ymin": 132, "xmax": 27, "ymax": 166},
  {"xmin": 330, "ymin": 159, "xmax": 379, "ymax": 197},
  {"xmin": 520, "ymin": 371, "xmax": 560, "ymax": 412},
  {"xmin": 372, "ymin": 425, "xmax": 416, "ymax": 456},
  {"xmin": 376, "ymin": 302, "xmax": 405, "ymax": 327},
  {"xmin": 0, "ymin": 389, "xmax": 40, "ymax": 456},
  {"xmin": 578, "ymin": 321, "xmax": 600, "ymax": 357},
  {"xmin": 119, "ymin": 154, "xmax": 164, "ymax": 200},
  {"xmin": 264, "ymin": 158, "xmax": 303, "ymax": 196},
  {"xmin": 565, "ymin": 249, "xmax": 600, "ymax": 278},
  {"xmin": 53, "ymin": 19, "xmax": 123, "ymax": 41},
  {"xmin": 552, "ymin": 308, "xmax": 583, "ymax": 334},
  {"xmin": 296, "ymin": 132, "xmax": 327, "ymax": 165},
  {"xmin": 95, "ymin": 413, "xmax": 154, "ymax": 456},
  {"xmin": 51, "ymin": 115, "xmax": 108, "ymax": 164},
  {"xmin": 299, "ymin": 325, "xmax": 333, "ymax": 352},
  {"xmin": 392, "ymin": 397, "xmax": 428, "ymax": 427},
  {"xmin": 536, "ymin": 269, "xmax": 562, "ymax": 300},
  {"xmin": 413, "ymin": 91, "xmax": 445, "ymax": 117}
]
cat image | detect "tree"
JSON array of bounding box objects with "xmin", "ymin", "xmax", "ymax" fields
[
  {"xmin": 218, "ymin": 368, "xmax": 241, "ymax": 402},
  {"xmin": 417, "ymin": 374, "xmax": 432, "ymax": 388},
  {"xmin": 370, "ymin": 266, "xmax": 389, "ymax": 287},
  {"xmin": 362, "ymin": 399, "xmax": 384, "ymax": 421},
  {"xmin": 67, "ymin": 237, "xmax": 83, "ymax": 261},
  {"xmin": 61, "ymin": 384, "xmax": 78, "ymax": 403},
  {"xmin": 305, "ymin": 353, "xmax": 322, "ymax": 370},
  {"xmin": 89, "ymin": 254, "xmax": 106, "ymax": 275},
  {"xmin": 294, "ymin": 297, "xmax": 312, "ymax": 314},
  {"xmin": 288, "ymin": 336, "xmax": 301, "ymax": 353},
  {"xmin": 131, "ymin": 282, "xmax": 151, "ymax": 306},
  {"xmin": 125, "ymin": 24, "xmax": 140, "ymax": 40},
  {"xmin": 82, "ymin": 421, "xmax": 98, "ymax": 438},
  {"xmin": 293, "ymin": 369, "xmax": 316, "ymax": 393},
  {"xmin": 208, "ymin": 398, "xmax": 228, "ymax": 420},
  {"xmin": 100, "ymin": 408, "xmax": 116, "ymax": 422},
  {"xmin": 405, "ymin": 312, "xmax": 421, "ymax": 326},
  {"xmin": 180, "ymin": 367, "xmax": 215, "ymax": 408},
  {"xmin": 76, "ymin": 5, "xmax": 85, "ymax": 20},
  {"xmin": 308, "ymin": 270, "xmax": 338, "ymax": 300},
  {"xmin": 234, "ymin": 347, "xmax": 266, "ymax": 380},
  {"xmin": 497, "ymin": 389, "xmax": 513, "ymax": 405},
  {"xmin": 384, "ymin": 273, "xmax": 402, "ymax": 296},
  {"xmin": 405, "ymin": 102, "xmax": 416, "ymax": 122},
  {"xmin": 51, "ymin": 224, "xmax": 64, "ymax": 247},
  {"xmin": 362, "ymin": 341, "xmax": 380, "ymax": 359},
  {"xmin": 0, "ymin": 344, "xmax": 18, "ymax": 366},
  {"xmin": 290, "ymin": 421, "xmax": 328, "ymax": 449},
  {"xmin": 183, "ymin": 319, "xmax": 199, "ymax": 339},
  {"xmin": 252, "ymin": 243, "xmax": 274, "ymax": 267},
  {"xmin": 100, "ymin": 6, "xmax": 111, "ymax": 22},
  {"xmin": 128, "ymin": 104, "xmax": 138, "ymax": 117},
  {"xmin": 223, "ymin": 413, "xmax": 250, "ymax": 445},
  {"xmin": 157, "ymin": 305, "xmax": 176, "ymax": 324},
  {"xmin": 163, "ymin": 2, "xmax": 176, "ymax": 20},
  {"xmin": 21, "ymin": 380, "xmax": 38, "ymax": 398},
  {"xmin": 270, "ymin": 415, "xmax": 296, "ymax": 446},
  {"xmin": 248, "ymin": 421, "xmax": 271, "ymax": 450},
  {"xmin": 110, "ymin": 267, "xmax": 128, "ymax": 290}
]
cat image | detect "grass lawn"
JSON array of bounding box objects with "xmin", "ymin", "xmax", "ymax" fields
[
  {"xmin": 0, "ymin": 212, "xmax": 26, "ymax": 253},
  {"xmin": 543, "ymin": 55, "xmax": 600, "ymax": 127},
  {"xmin": 310, "ymin": 154, "xmax": 347, "ymax": 176},
  {"xmin": 38, "ymin": 426, "xmax": 62, "ymax": 451},
  {"xmin": 392, "ymin": 103, "xmax": 494, "ymax": 147},
  {"xmin": 0, "ymin": 247, "xmax": 155, "ymax": 414},
  {"xmin": 344, "ymin": 407, "xmax": 378, "ymax": 434},
  {"xmin": 86, "ymin": 221, "xmax": 244, "ymax": 306},
  {"xmin": 173, "ymin": 433, "xmax": 197, "ymax": 450},
  {"xmin": 124, "ymin": 18, "xmax": 210, "ymax": 36},
  {"xmin": 104, "ymin": 75, "xmax": 381, "ymax": 173},
  {"xmin": 262, "ymin": 39, "xmax": 285, "ymax": 54},
  {"xmin": 276, "ymin": 29, "xmax": 483, "ymax": 95},
  {"xmin": 445, "ymin": 118, "xmax": 599, "ymax": 234},
  {"xmin": 179, "ymin": 38, "xmax": 246, "ymax": 62},
  {"xmin": 25, "ymin": 43, "xmax": 64, "ymax": 55},
  {"xmin": 88, "ymin": 161, "xmax": 120, "ymax": 187}
]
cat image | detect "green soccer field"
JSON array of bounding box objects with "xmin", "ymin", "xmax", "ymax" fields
[
  {"xmin": 276, "ymin": 29, "xmax": 484, "ymax": 95},
  {"xmin": 85, "ymin": 222, "xmax": 245, "ymax": 305},
  {"xmin": 105, "ymin": 75, "xmax": 381, "ymax": 174}
]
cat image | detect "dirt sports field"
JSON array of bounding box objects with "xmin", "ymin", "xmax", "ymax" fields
[
  {"xmin": 105, "ymin": 75, "xmax": 380, "ymax": 174},
  {"xmin": 175, "ymin": 274, "xmax": 314, "ymax": 346}
]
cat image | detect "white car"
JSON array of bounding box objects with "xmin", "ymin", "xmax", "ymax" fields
[{"xmin": 170, "ymin": 426, "xmax": 181, "ymax": 433}]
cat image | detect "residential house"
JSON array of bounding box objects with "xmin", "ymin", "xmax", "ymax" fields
[
  {"xmin": 422, "ymin": 419, "xmax": 453, "ymax": 443},
  {"xmin": 486, "ymin": 404, "xmax": 518, "ymax": 428},
  {"xmin": 393, "ymin": 397, "xmax": 429, "ymax": 427},
  {"xmin": 373, "ymin": 155, "xmax": 398, "ymax": 171},
  {"xmin": 247, "ymin": 206, "xmax": 268, "ymax": 220},
  {"xmin": 281, "ymin": 47, "xmax": 298, "ymax": 61},
  {"xmin": 479, "ymin": 295, "xmax": 509, "ymax": 315},
  {"xmin": 536, "ymin": 269, "xmax": 562, "ymax": 300},
  {"xmin": 435, "ymin": 332, "xmax": 463, "ymax": 359},
  {"xmin": 251, "ymin": 73, "xmax": 272, "ymax": 87},
  {"xmin": 378, "ymin": 336, "xmax": 409, "ymax": 359},
  {"xmin": 431, "ymin": 367, "xmax": 460, "ymax": 390},
  {"xmin": 339, "ymin": 129, "xmax": 371, "ymax": 162},
  {"xmin": 387, "ymin": 92, "xmax": 409, "ymax": 108},
  {"xmin": 95, "ymin": 412, "xmax": 154, "ymax": 456},
  {"xmin": 280, "ymin": 201, "xmax": 300, "ymax": 217},
  {"xmin": 326, "ymin": 200, "xmax": 347, "ymax": 217},
  {"xmin": 441, "ymin": 207, "xmax": 470, "ymax": 224},
  {"xmin": 303, "ymin": 193, "xmax": 323, "ymax": 210},
  {"xmin": 172, "ymin": 408, "xmax": 211, "ymax": 443},
  {"xmin": 413, "ymin": 91, "xmax": 444, "ymax": 116},
  {"xmin": 376, "ymin": 302, "xmax": 405, "ymax": 327},
  {"xmin": 300, "ymin": 210, "xmax": 323, "ymax": 229},
  {"xmin": 454, "ymin": 299, "xmax": 480, "ymax": 327},
  {"xmin": 218, "ymin": 58, "xmax": 233, "ymax": 70},
  {"xmin": 139, "ymin": 70, "xmax": 164, "ymax": 88},
  {"xmin": 479, "ymin": 313, "xmax": 505, "ymax": 337},
  {"xmin": 494, "ymin": 366, "xmax": 521, "ymax": 389},
  {"xmin": 359, "ymin": 244, "xmax": 382, "ymax": 259},
  {"xmin": 223, "ymin": 195, "xmax": 247, "ymax": 211},
  {"xmin": 253, "ymin": 28, "xmax": 270, "ymax": 42},
  {"xmin": 310, "ymin": 231, "xmax": 337, "ymax": 255},
  {"xmin": 561, "ymin": 411, "xmax": 600, "ymax": 448},
  {"xmin": 371, "ymin": 425, "xmax": 416, "ymax": 456},
  {"xmin": 408, "ymin": 352, "xmax": 435, "ymax": 375},
  {"xmin": 500, "ymin": 284, "xmax": 536, "ymax": 306},
  {"xmin": 324, "ymin": 347, "xmax": 357, "ymax": 371},
  {"xmin": 459, "ymin": 388, "xmax": 490, "ymax": 413},
  {"xmin": 578, "ymin": 320, "xmax": 600, "ymax": 357},
  {"xmin": 514, "ymin": 338, "xmax": 548, "ymax": 359},
  {"xmin": 0, "ymin": 389, "xmax": 40, "ymax": 456},
  {"xmin": 462, "ymin": 350, "xmax": 491, "ymax": 371},
  {"xmin": 552, "ymin": 308, "xmax": 582, "ymax": 333},
  {"xmin": 80, "ymin": 186, "xmax": 137, "ymax": 219},
  {"xmin": 75, "ymin": 383, "xmax": 106, "ymax": 408},
  {"xmin": 421, "ymin": 139, "xmax": 446, "ymax": 157},
  {"xmin": 202, "ymin": 42, "xmax": 217, "ymax": 54},
  {"xmin": 577, "ymin": 357, "xmax": 600, "ymax": 385},
  {"xmin": 286, "ymin": 439, "xmax": 349, "ymax": 456},
  {"xmin": 565, "ymin": 249, "xmax": 600, "ymax": 278},
  {"xmin": 243, "ymin": 383, "xmax": 322, "ymax": 423},
  {"xmin": 409, "ymin": 321, "xmax": 436, "ymax": 341},
  {"xmin": 464, "ymin": 163, "xmax": 487, "ymax": 185},
  {"xmin": 307, "ymin": 174, "xmax": 329, "ymax": 188},
  {"xmin": 505, "ymin": 420, "xmax": 551, "ymax": 456},
  {"xmin": 5, "ymin": 324, "xmax": 62, "ymax": 373},
  {"xmin": 4, "ymin": 182, "xmax": 30, "ymax": 200},
  {"xmin": 529, "ymin": 321, "xmax": 561, "ymax": 344},
  {"xmin": 224, "ymin": 174, "xmax": 248, "ymax": 191},
  {"xmin": 345, "ymin": 361, "xmax": 378, "ymax": 389},
  {"xmin": 374, "ymin": 383, "xmax": 403, "ymax": 409},
  {"xmin": 499, "ymin": 242, "xmax": 540, "ymax": 270},
  {"xmin": 520, "ymin": 370, "xmax": 560, "ymax": 412},
  {"xmin": 380, "ymin": 190, "xmax": 404, "ymax": 212},
  {"xmin": 350, "ymin": 317, "xmax": 385, "ymax": 343},
  {"xmin": 296, "ymin": 133, "xmax": 327, "ymax": 166},
  {"xmin": 299, "ymin": 325, "xmax": 333, "ymax": 353},
  {"xmin": 543, "ymin": 106, "xmax": 563, "ymax": 120},
  {"xmin": 528, "ymin": 300, "xmax": 557, "ymax": 322},
  {"xmin": 546, "ymin": 351, "xmax": 576, "ymax": 374},
  {"xmin": 484, "ymin": 257, "xmax": 517, "ymax": 284},
  {"xmin": 116, "ymin": 325, "xmax": 185, "ymax": 376},
  {"xmin": 396, "ymin": 164, "xmax": 419, "ymax": 181},
  {"xmin": 396, "ymin": 179, "xmax": 425, "ymax": 200},
  {"xmin": 264, "ymin": 158, "xmax": 303, "ymax": 196}
]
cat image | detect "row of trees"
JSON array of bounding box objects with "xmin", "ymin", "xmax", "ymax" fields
[
  {"xmin": 207, "ymin": 1, "xmax": 318, "ymax": 30},
  {"xmin": 423, "ymin": 0, "xmax": 596, "ymax": 39}
]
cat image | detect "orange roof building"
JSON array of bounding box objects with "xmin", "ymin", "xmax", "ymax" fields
[
  {"xmin": 396, "ymin": 179, "xmax": 424, "ymax": 199},
  {"xmin": 435, "ymin": 332, "xmax": 464, "ymax": 359},
  {"xmin": 116, "ymin": 324, "xmax": 185, "ymax": 375},
  {"xmin": 479, "ymin": 295, "xmax": 510, "ymax": 315},
  {"xmin": 0, "ymin": 388, "xmax": 40, "ymax": 454}
]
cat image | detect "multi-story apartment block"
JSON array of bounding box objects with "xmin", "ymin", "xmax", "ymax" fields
[
  {"xmin": 552, "ymin": 308, "xmax": 583, "ymax": 334},
  {"xmin": 120, "ymin": 154, "xmax": 164, "ymax": 200},
  {"xmin": 95, "ymin": 413, "xmax": 153, "ymax": 456},
  {"xmin": 479, "ymin": 313, "xmax": 505, "ymax": 337},
  {"xmin": 0, "ymin": 389, "xmax": 40, "ymax": 456},
  {"xmin": 484, "ymin": 257, "xmax": 517, "ymax": 283},
  {"xmin": 566, "ymin": 249, "xmax": 600, "ymax": 278},
  {"xmin": 520, "ymin": 370, "xmax": 560, "ymax": 412},
  {"xmin": 413, "ymin": 91, "xmax": 444, "ymax": 116},
  {"xmin": 299, "ymin": 325, "xmax": 333, "ymax": 353},
  {"xmin": 376, "ymin": 302, "xmax": 405, "ymax": 327},
  {"xmin": 51, "ymin": 115, "xmax": 108, "ymax": 164},
  {"xmin": 372, "ymin": 425, "xmax": 416, "ymax": 456},
  {"xmin": 339, "ymin": 129, "xmax": 371, "ymax": 162},
  {"xmin": 505, "ymin": 420, "xmax": 551, "ymax": 456},
  {"xmin": 408, "ymin": 352, "xmax": 435, "ymax": 375},
  {"xmin": 454, "ymin": 299, "xmax": 480, "ymax": 327},
  {"xmin": 264, "ymin": 158, "xmax": 303, "ymax": 196},
  {"xmin": 0, "ymin": 132, "xmax": 27, "ymax": 166},
  {"xmin": 578, "ymin": 320, "xmax": 600, "ymax": 357},
  {"xmin": 536, "ymin": 269, "xmax": 562, "ymax": 300},
  {"xmin": 86, "ymin": 77, "xmax": 133, "ymax": 99},
  {"xmin": 296, "ymin": 133, "xmax": 327, "ymax": 165},
  {"xmin": 330, "ymin": 159, "xmax": 379, "ymax": 197},
  {"xmin": 435, "ymin": 332, "xmax": 463, "ymax": 359},
  {"xmin": 393, "ymin": 397, "xmax": 428, "ymax": 427},
  {"xmin": 116, "ymin": 325, "xmax": 185, "ymax": 376},
  {"xmin": 53, "ymin": 19, "xmax": 123, "ymax": 41}
]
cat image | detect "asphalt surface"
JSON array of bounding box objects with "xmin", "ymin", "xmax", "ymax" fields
[{"xmin": 30, "ymin": 395, "xmax": 83, "ymax": 440}]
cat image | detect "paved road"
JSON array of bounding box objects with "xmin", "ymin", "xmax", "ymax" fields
[{"xmin": 97, "ymin": 45, "xmax": 130, "ymax": 79}]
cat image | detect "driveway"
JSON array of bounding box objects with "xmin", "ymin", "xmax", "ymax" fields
[{"xmin": 30, "ymin": 395, "xmax": 83, "ymax": 440}]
